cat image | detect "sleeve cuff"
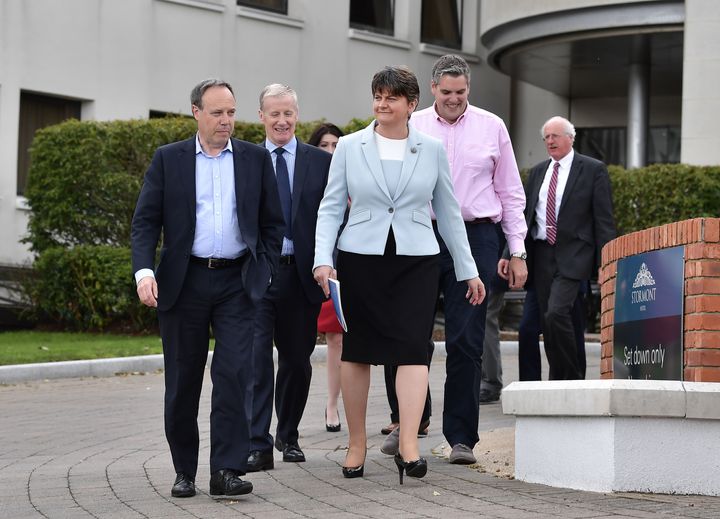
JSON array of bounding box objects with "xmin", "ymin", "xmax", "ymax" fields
[{"xmin": 134, "ymin": 268, "xmax": 155, "ymax": 285}]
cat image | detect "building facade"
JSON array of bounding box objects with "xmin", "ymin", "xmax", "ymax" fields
[{"xmin": 1, "ymin": 0, "xmax": 717, "ymax": 267}]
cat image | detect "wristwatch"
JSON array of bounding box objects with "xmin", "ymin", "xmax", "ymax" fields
[{"xmin": 510, "ymin": 252, "xmax": 527, "ymax": 260}]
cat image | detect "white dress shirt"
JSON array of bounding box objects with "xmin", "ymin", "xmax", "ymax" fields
[{"xmin": 533, "ymin": 149, "xmax": 574, "ymax": 241}]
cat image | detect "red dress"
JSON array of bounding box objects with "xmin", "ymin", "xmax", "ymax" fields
[{"xmin": 317, "ymin": 299, "xmax": 344, "ymax": 334}]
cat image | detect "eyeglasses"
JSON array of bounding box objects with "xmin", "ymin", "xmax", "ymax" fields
[{"xmin": 543, "ymin": 133, "xmax": 571, "ymax": 141}]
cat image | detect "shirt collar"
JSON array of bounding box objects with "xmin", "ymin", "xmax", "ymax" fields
[
  {"xmin": 553, "ymin": 148, "xmax": 575, "ymax": 169},
  {"xmin": 433, "ymin": 102, "xmax": 467, "ymax": 126},
  {"xmin": 265, "ymin": 136, "xmax": 297, "ymax": 155},
  {"xmin": 195, "ymin": 133, "xmax": 232, "ymax": 157}
]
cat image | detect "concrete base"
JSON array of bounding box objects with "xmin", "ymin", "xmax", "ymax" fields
[{"xmin": 503, "ymin": 380, "xmax": 720, "ymax": 496}]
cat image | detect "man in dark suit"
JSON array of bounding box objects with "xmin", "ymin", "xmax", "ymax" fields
[
  {"xmin": 131, "ymin": 79, "xmax": 284, "ymax": 498},
  {"xmin": 246, "ymin": 84, "xmax": 331, "ymax": 472},
  {"xmin": 501, "ymin": 115, "xmax": 615, "ymax": 380}
]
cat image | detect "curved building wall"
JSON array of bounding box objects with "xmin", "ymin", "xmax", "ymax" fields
[{"xmin": 480, "ymin": 0, "xmax": 688, "ymax": 169}]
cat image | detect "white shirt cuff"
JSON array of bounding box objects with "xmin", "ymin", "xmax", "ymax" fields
[{"xmin": 134, "ymin": 268, "xmax": 155, "ymax": 285}]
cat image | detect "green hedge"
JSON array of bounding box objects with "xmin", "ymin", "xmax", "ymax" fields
[
  {"xmin": 26, "ymin": 245, "xmax": 155, "ymax": 331},
  {"xmin": 609, "ymin": 164, "xmax": 720, "ymax": 235},
  {"xmin": 24, "ymin": 117, "xmax": 373, "ymax": 254},
  {"xmin": 24, "ymin": 116, "xmax": 717, "ymax": 330}
]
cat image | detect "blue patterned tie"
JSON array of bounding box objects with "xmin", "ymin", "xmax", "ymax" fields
[{"xmin": 274, "ymin": 147, "xmax": 293, "ymax": 240}]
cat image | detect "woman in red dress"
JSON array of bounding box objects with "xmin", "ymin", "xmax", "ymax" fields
[{"xmin": 308, "ymin": 123, "xmax": 345, "ymax": 432}]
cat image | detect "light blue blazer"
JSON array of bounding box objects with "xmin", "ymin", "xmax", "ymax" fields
[{"xmin": 313, "ymin": 121, "xmax": 478, "ymax": 281}]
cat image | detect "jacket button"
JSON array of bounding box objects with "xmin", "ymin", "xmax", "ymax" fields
[{"xmin": 388, "ymin": 207, "xmax": 394, "ymax": 213}]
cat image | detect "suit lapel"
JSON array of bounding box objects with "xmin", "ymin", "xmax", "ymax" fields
[
  {"xmin": 559, "ymin": 154, "xmax": 582, "ymax": 217},
  {"xmin": 527, "ymin": 160, "xmax": 549, "ymax": 223},
  {"xmin": 232, "ymin": 138, "xmax": 247, "ymax": 220},
  {"xmin": 179, "ymin": 138, "xmax": 197, "ymax": 222},
  {"xmin": 291, "ymin": 141, "xmax": 309, "ymax": 225},
  {"xmin": 393, "ymin": 128, "xmax": 421, "ymax": 201},
  {"xmin": 360, "ymin": 123, "xmax": 392, "ymax": 201}
]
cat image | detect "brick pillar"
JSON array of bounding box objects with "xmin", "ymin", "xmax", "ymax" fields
[{"xmin": 600, "ymin": 218, "xmax": 720, "ymax": 381}]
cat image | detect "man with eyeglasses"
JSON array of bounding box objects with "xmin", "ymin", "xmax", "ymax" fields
[{"xmin": 499, "ymin": 115, "xmax": 615, "ymax": 380}]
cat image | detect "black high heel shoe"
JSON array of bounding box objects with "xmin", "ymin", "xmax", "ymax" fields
[
  {"xmin": 394, "ymin": 454, "xmax": 427, "ymax": 485},
  {"xmin": 325, "ymin": 410, "xmax": 341, "ymax": 432},
  {"xmin": 342, "ymin": 449, "xmax": 366, "ymax": 478},
  {"xmin": 341, "ymin": 464, "xmax": 364, "ymax": 478}
]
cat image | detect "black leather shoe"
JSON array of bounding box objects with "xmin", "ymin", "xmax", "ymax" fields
[
  {"xmin": 247, "ymin": 449, "xmax": 274, "ymax": 472},
  {"xmin": 274, "ymin": 438, "xmax": 306, "ymax": 462},
  {"xmin": 283, "ymin": 442, "xmax": 306, "ymax": 462},
  {"xmin": 209, "ymin": 469, "xmax": 253, "ymax": 496},
  {"xmin": 171, "ymin": 472, "xmax": 196, "ymax": 498},
  {"xmin": 479, "ymin": 389, "xmax": 501, "ymax": 405}
]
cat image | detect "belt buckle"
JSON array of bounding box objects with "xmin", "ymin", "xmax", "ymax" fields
[{"xmin": 207, "ymin": 258, "xmax": 220, "ymax": 269}]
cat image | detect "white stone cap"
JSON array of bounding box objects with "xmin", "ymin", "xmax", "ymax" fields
[{"xmin": 502, "ymin": 380, "xmax": 720, "ymax": 419}]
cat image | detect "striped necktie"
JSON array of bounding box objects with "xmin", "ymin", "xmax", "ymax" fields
[{"xmin": 546, "ymin": 161, "xmax": 560, "ymax": 245}]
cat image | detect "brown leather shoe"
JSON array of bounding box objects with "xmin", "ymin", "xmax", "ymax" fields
[{"xmin": 381, "ymin": 422, "xmax": 399, "ymax": 435}]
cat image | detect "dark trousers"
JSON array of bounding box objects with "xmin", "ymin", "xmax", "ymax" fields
[
  {"xmin": 437, "ymin": 222, "xmax": 498, "ymax": 447},
  {"xmin": 532, "ymin": 241, "xmax": 584, "ymax": 380},
  {"xmin": 158, "ymin": 261, "xmax": 255, "ymax": 477},
  {"xmin": 247, "ymin": 262, "xmax": 321, "ymax": 452},
  {"xmin": 518, "ymin": 287, "xmax": 587, "ymax": 380},
  {"xmin": 383, "ymin": 340, "xmax": 434, "ymax": 424}
]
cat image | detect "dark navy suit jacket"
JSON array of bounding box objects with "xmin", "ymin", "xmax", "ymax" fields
[
  {"xmin": 131, "ymin": 136, "xmax": 285, "ymax": 310},
  {"xmin": 277, "ymin": 140, "xmax": 332, "ymax": 305}
]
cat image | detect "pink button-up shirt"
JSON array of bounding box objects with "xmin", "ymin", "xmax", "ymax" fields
[{"xmin": 411, "ymin": 103, "xmax": 527, "ymax": 254}]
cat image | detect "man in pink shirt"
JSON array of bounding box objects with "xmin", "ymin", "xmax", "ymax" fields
[{"xmin": 412, "ymin": 54, "xmax": 527, "ymax": 464}]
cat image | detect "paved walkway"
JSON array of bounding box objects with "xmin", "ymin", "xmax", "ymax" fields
[{"xmin": 1, "ymin": 346, "xmax": 719, "ymax": 518}]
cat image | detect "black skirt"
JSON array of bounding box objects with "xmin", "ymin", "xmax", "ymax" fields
[{"xmin": 337, "ymin": 229, "xmax": 439, "ymax": 365}]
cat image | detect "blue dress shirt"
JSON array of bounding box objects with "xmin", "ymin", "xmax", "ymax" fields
[{"xmin": 264, "ymin": 137, "xmax": 296, "ymax": 256}]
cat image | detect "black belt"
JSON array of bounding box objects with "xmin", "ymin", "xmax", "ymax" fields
[
  {"xmin": 466, "ymin": 217, "xmax": 494, "ymax": 225},
  {"xmin": 190, "ymin": 253, "xmax": 247, "ymax": 269},
  {"xmin": 278, "ymin": 255, "xmax": 295, "ymax": 265}
]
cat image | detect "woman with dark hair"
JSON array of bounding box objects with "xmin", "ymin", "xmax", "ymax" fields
[
  {"xmin": 313, "ymin": 66, "xmax": 484, "ymax": 484},
  {"xmin": 307, "ymin": 122, "xmax": 345, "ymax": 434},
  {"xmin": 308, "ymin": 123, "xmax": 343, "ymax": 154}
]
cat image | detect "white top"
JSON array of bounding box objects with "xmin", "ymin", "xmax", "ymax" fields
[
  {"xmin": 374, "ymin": 131, "xmax": 407, "ymax": 160},
  {"xmin": 533, "ymin": 149, "xmax": 574, "ymax": 241}
]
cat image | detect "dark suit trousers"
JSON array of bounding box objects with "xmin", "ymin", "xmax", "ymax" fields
[
  {"xmin": 518, "ymin": 286, "xmax": 587, "ymax": 380},
  {"xmin": 158, "ymin": 261, "xmax": 255, "ymax": 478},
  {"xmin": 533, "ymin": 241, "xmax": 583, "ymax": 380},
  {"xmin": 248, "ymin": 262, "xmax": 321, "ymax": 452},
  {"xmin": 383, "ymin": 340, "xmax": 434, "ymax": 424},
  {"xmin": 437, "ymin": 222, "xmax": 498, "ymax": 447}
]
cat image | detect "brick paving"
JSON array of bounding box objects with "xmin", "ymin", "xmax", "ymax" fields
[{"xmin": 1, "ymin": 347, "xmax": 719, "ymax": 518}]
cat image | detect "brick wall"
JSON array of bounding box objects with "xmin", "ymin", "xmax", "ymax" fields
[{"xmin": 599, "ymin": 218, "xmax": 720, "ymax": 381}]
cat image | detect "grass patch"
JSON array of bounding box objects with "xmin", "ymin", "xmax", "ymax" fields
[{"xmin": 0, "ymin": 331, "xmax": 172, "ymax": 365}]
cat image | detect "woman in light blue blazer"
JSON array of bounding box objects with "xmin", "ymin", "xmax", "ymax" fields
[{"xmin": 313, "ymin": 67, "xmax": 484, "ymax": 484}]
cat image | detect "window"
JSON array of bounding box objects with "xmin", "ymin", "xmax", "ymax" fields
[
  {"xmin": 575, "ymin": 127, "xmax": 626, "ymax": 166},
  {"xmin": 421, "ymin": 0, "xmax": 462, "ymax": 49},
  {"xmin": 236, "ymin": 0, "xmax": 286, "ymax": 14},
  {"xmin": 647, "ymin": 126, "xmax": 680, "ymax": 164},
  {"xmin": 17, "ymin": 92, "xmax": 81, "ymax": 196},
  {"xmin": 575, "ymin": 126, "xmax": 680, "ymax": 167},
  {"xmin": 350, "ymin": 0, "xmax": 393, "ymax": 36}
]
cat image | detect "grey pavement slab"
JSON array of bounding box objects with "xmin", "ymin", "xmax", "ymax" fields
[{"xmin": 1, "ymin": 344, "xmax": 718, "ymax": 518}]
